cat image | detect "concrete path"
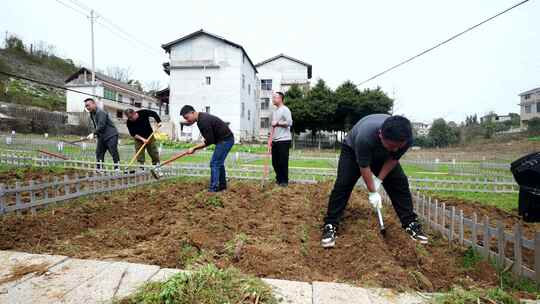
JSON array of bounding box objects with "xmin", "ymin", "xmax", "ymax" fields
[{"xmin": 0, "ymin": 250, "xmax": 430, "ymax": 304}]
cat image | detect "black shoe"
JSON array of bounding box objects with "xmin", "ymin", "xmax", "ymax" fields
[
  {"xmin": 218, "ymin": 184, "xmax": 227, "ymax": 192},
  {"xmin": 405, "ymin": 222, "xmax": 428, "ymax": 244},
  {"xmin": 321, "ymin": 224, "xmax": 337, "ymax": 248},
  {"xmin": 278, "ymin": 183, "xmax": 288, "ymax": 187}
]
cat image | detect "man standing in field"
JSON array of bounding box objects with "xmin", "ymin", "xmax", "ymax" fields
[
  {"xmin": 271, "ymin": 92, "xmax": 293, "ymax": 187},
  {"xmin": 321, "ymin": 114, "xmax": 428, "ymax": 248},
  {"xmin": 180, "ymin": 105, "xmax": 234, "ymax": 192},
  {"xmin": 84, "ymin": 98, "xmax": 120, "ymax": 170},
  {"xmin": 124, "ymin": 108, "xmax": 162, "ymax": 166}
]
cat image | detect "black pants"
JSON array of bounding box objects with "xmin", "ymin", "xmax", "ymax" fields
[
  {"xmin": 324, "ymin": 144, "xmax": 417, "ymax": 228},
  {"xmin": 271, "ymin": 140, "xmax": 291, "ymax": 184},
  {"xmin": 96, "ymin": 135, "xmax": 120, "ymax": 169}
]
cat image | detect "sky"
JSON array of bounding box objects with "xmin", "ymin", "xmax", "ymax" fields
[{"xmin": 2, "ymin": 0, "xmax": 539, "ymax": 123}]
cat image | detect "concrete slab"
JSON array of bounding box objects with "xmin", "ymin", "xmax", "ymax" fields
[
  {"xmin": 262, "ymin": 278, "xmax": 312, "ymax": 304},
  {"xmin": 313, "ymin": 281, "xmax": 372, "ymax": 304},
  {"xmin": 365, "ymin": 288, "xmax": 428, "ymax": 304},
  {"xmin": 112, "ymin": 262, "xmax": 160, "ymax": 299},
  {"xmin": 148, "ymin": 268, "xmax": 183, "ymax": 283},
  {"xmin": 60, "ymin": 261, "xmax": 128, "ymax": 304},
  {"xmin": 0, "ymin": 258, "xmax": 110, "ymax": 304},
  {"xmin": 0, "ymin": 251, "xmax": 68, "ymax": 293}
]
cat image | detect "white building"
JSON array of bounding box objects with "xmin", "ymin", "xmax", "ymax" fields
[
  {"xmin": 65, "ymin": 67, "xmax": 172, "ymax": 136},
  {"xmin": 255, "ymin": 54, "xmax": 312, "ymax": 138},
  {"xmin": 519, "ymin": 87, "xmax": 540, "ymax": 128},
  {"xmin": 412, "ymin": 122, "xmax": 430, "ymax": 137},
  {"xmin": 162, "ymin": 30, "xmax": 259, "ymax": 142}
]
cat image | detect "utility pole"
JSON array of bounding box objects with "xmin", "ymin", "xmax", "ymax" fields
[{"xmin": 90, "ymin": 10, "xmax": 96, "ymax": 95}]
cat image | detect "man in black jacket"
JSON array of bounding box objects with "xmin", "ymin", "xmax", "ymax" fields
[
  {"xmin": 84, "ymin": 98, "xmax": 120, "ymax": 169},
  {"xmin": 180, "ymin": 105, "xmax": 234, "ymax": 192},
  {"xmin": 124, "ymin": 108, "xmax": 161, "ymax": 165}
]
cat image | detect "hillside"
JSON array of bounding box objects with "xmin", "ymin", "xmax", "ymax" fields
[{"xmin": 0, "ymin": 35, "xmax": 78, "ymax": 111}]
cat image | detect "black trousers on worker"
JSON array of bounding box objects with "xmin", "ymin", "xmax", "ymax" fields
[
  {"xmin": 96, "ymin": 135, "xmax": 120, "ymax": 169},
  {"xmin": 324, "ymin": 144, "xmax": 417, "ymax": 228},
  {"xmin": 272, "ymin": 140, "xmax": 291, "ymax": 184}
]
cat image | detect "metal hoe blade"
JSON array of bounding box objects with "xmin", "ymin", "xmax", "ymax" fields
[{"xmin": 376, "ymin": 207, "xmax": 386, "ymax": 236}]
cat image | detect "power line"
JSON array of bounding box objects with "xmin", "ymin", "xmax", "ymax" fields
[
  {"xmin": 357, "ymin": 0, "xmax": 531, "ymax": 86},
  {"xmin": 95, "ymin": 19, "xmax": 164, "ymax": 58},
  {"xmin": 0, "ymin": 70, "xmax": 158, "ymax": 108},
  {"xmin": 55, "ymin": 0, "xmax": 89, "ymax": 18},
  {"xmin": 62, "ymin": 0, "xmax": 164, "ymax": 58}
]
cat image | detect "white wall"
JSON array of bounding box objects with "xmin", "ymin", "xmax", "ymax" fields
[
  {"xmin": 66, "ymin": 86, "xmax": 103, "ymax": 112},
  {"xmin": 168, "ymin": 35, "xmax": 257, "ymax": 142},
  {"xmin": 258, "ymin": 57, "xmax": 308, "ymax": 83},
  {"xmin": 239, "ymin": 53, "xmax": 258, "ymax": 140}
]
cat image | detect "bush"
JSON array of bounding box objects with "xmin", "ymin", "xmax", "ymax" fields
[{"xmin": 527, "ymin": 117, "xmax": 540, "ymax": 136}]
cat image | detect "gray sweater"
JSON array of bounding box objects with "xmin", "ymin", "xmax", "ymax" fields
[
  {"xmin": 271, "ymin": 105, "xmax": 293, "ymax": 142},
  {"xmin": 90, "ymin": 108, "xmax": 119, "ymax": 141}
]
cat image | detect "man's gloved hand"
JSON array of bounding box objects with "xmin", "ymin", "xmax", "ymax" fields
[
  {"xmin": 86, "ymin": 133, "xmax": 95, "ymax": 140},
  {"xmin": 373, "ymin": 175, "xmax": 382, "ymax": 192},
  {"xmin": 368, "ymin": 192, "xmax": 382, "ymax": 210}
]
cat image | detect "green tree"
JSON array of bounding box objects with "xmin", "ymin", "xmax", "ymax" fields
[
  {"xmin": 429, "ymin": 118, "xmax": 459, "ymax": 147},
  {"xmin": 528, "ymin": 117, "xmax": 540, "ymax": 136},
  {"xmin": 303, "ymin": 79, "xmax": 336, "ymax": 134},
  {"xmin": 284, "ymin": 84, "xmax": 309, "ymax": 134},
  {"xmin": 334, "ymin": 80, "xmax": 361, "ymax": 131}
]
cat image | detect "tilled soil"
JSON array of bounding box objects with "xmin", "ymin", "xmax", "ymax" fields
[
  {"xmin": 0, "ymin": 179, "xmax": 520, "ymax": 294},
  {"xmin": 0, "ymin": 167, "xmax": 82, "ymax": 185}
]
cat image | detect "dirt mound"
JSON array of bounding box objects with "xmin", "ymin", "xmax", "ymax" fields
[
  {"xmin": 0, "ymin": 180, "xmax": 508, "ymax": 293},
  {"xmin": 0, "ymin": 167, "xmax": 81, "ymax": 185}
]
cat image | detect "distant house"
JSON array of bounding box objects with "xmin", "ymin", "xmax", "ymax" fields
[
  {"xmin": 412, "ymin": 122, "xmax": 430, "ymax": 137},
  {"xmin": 480, "ymin": 113, "xmax": 512, "ymax": 124},
  {"xmin": 255, "ymin": 54, "xmax": 312, "ymax": 138},
  {"xmin": 162, "ymin": 29, "xmax": 259, "ymax": 141},
  {"xmin": 519, "ymin": 87, "xmax": 540, "ymax": 128},
  {"xmin": 65, "ymin": 67, "xmax": 172, "ymax": 136}
]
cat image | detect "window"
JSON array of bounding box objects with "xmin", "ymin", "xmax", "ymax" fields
[
  {"xmin": 116, "ymin": 110, "xmax": 123, "ymax": 119},
  {"xmin": 118, "ymin": 94, "xmax": 123, "ymax": 102},
  {"xmin": 205, "ymin": 76, "xmax": 211, "ymax": 85},
  {"xmin": 524, "ymin": 94, "xmax": 531, "ymax": 100},
  {"xmin": 261, "ymin": 98, "xmax": 270, "ymax": 110},
  {"xmin": 248, "ymin": 110, "xmax": 251, "ymax": 121},
  {"xmin": 103, "ymin": 87, "xmax": 116, "ymax": 101},
  {"xmin": 130, "ymin": 98, "xmax": 135, "ymax": 105},
  {"xmin": 537, "ymin": 102, "xmax": 540, "ymax": 113},
  {"xmin": 241, "ymin": 102, "xmax": 245, "ymax": 117},
  {"xmin": 135, "ymin": 102, "xmax": 142, "ymax": 108},
  {"xmin": 242, "ymin": 74, "xmax": 245, "ymax": 89},
  {"xmin": 525, "ymin": 104, "xmax": 531, "ymax": 113},
  {"xmin": 248, "ymin": 84, "xmax": 251, "ymax": 95},
  {"xmin": 242, "ymin": 55, "xmax": 245, "ymax": 63},
  {"xmin": 260, "ymin": 117, "xmax": 270, "ymax": 129},
  {"xmin": 205, "ymin": 106, "xmax": 210, "ymax": 113},
  {"xmin": 261, "ymin": 79, "xmax": 272, "ymax": 91}
]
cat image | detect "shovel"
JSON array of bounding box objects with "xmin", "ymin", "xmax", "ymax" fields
[
  {"xmin": 150, "ymin": 150, "xmax": 191, "ymax": 179},
  {"xmin": 376, "ymin": 206, "xmax": 386, "ymax": 237},
  {"xmin": 38, "ymin": 149, "xmax": 69, "ymax": 160}
]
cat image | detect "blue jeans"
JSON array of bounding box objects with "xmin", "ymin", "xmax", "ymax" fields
[{"xmin": 209, "ymin": 136, "xmax": 234, "ymax": 192}]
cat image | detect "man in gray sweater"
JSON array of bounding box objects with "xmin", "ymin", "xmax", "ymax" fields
[
  {"xmin": 84, "ymin": 98, "xmax": 120, "ymax": 169},
  {"xmin": 271, "ymin": 92, "xmax": 293, "ymax": 186}
]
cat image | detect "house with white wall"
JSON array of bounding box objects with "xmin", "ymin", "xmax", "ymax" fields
[
  {"xmin": 161, "ymin": 30, "xmax": 259, "ymax": 142},
  {"xmin": 65, "ymin": 67, "xmax": 172, "ymax": 137},
  {"xmin": 411, "ymin": 122, "xmax": 430, "ymax": 137},
  {"xmin": 519, "ymin": 87, "xmax": 540, "ymax": 129},
  {"xmin": 255, "ymin": 54, "xmax": 312, "ymax": 138}
]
